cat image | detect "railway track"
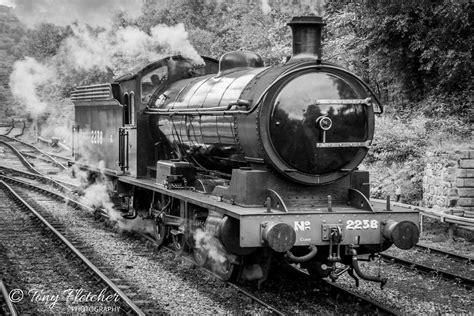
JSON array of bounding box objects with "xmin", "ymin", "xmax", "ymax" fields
[
  {"xmin": 0, "ymin": 279, "xmax": 18, "ymax": 316},
  {"xmin": 160, "ymin": 243, "xmax": 286, "ymax": 315},
  {"xmin": 287, "ymin": 265, "xmax": 398, "ymax": 315},
  {"xmin": 0, "ymin": 137, "xmax": 72, "ymax": 193},
  {"xmin": 0, "ymin": 180, "xmax": 146, "ymax": 315},
  {"xmin": 0, "ymin": 135, "xmax": 67, "ymax": 171},
  {"xmin": 0, "ymin": 125, "xmax": 14, "ymax": 136},
  {"xmin": 1, "ymin": 171, "xmax": 283, "ymax": 314},
  {"xmin": 2, "ymin": 165, "xmax": 472, "ymax": 314},
  {"xmin": 379, "ymin": 251, "xmax": 473, "ymax": 288},
  {"xmin": 2, "ymin": 121, "xmax": 25, "ymax": 137},
  {"xmin": 1, "ymin": 138, "xmax": 471, "ymax": 313},
  {"xmin": 414, "ymin": 243, "xmax": 473, "ymax": 264},
  {"xmin": 102, "ymin": 212, "xmax": 394, "ymax": 314}
]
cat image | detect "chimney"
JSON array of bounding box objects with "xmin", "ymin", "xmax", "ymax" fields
[{"xmin": 287, "ymin": 16, "xmax": 326, "ymax": 61}]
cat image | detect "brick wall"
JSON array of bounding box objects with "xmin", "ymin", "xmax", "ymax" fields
[{"xmin": 423, "ymin": 150, "xmax": 474, "ymax": 217}]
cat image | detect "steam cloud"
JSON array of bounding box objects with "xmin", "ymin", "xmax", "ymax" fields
[
  {"xmin": 9, "ymin": 57, "xmax": 56, "ymax": 117},
  {"xmin": 76, "ymin": 161, "xmax": 154, "ymax": 236},
  {"xmin": 11, "ymin": 0, "xmax": 142, "ymax": 28},
  {"xmin": 9, "ymin": 3, "xmax": 202, "ymax": 126},
  {"xmin": 60, "ymin": 23, "xmax": 202, "ymax": 74},
  {"xmin": 261, "ymin": 0, "xmax": 271, "ymax": 14}
]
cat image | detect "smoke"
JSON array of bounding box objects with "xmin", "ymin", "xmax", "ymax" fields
[
  {"xmin": 9, "ymin": 57, "xmax": 56, "ymax": 117},
  {"xmin": 74, "ymin": 160, "xmax": 154, "ymax": 236},
  {"xmin": 194, "ymin": 228, "xmax": 227, "ymax": 267},
  {"xmin": 11, "ymin": 0, "xmax": 142, "ymax": 28},
  {"xmin": 9, "ymin": 13, "xmax": 202, "ymax": 130},
  {"xmin": 58, "ymin": 23, "xmax": 202, "ymax": 75},
  {"xmin": 261, "ymin": 0, "xmax": 271, "ymax": 14},
  {"xmin": 0, "ymin": 0, "xmax": 15, "ymax": 7}
]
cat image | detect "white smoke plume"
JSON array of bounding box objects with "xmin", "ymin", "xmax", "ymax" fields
[
  {"xmin": 9, "ymin": 20, "xmax": 202, "ymax": 121},
  {"xmin": 261, "ymin": 0, "xmax": 271, "ymax": 14},
  {"xmin": 11, "ymin": 0, "xmax": 142, "ymax": 28},
  {"xmin": 59, "ymin": 23, "xmax": 202, "ymax": 75},
  {"xmin": 76, "ymin": 160, "xmax": 154, "ymax": 236},
  {"xmin": 9, "ymin": 57, "xmax": 56, "ymax": 117},
  {"xmin": 194, "ymin": 228, "xmax": 228, "ymax": 271}
]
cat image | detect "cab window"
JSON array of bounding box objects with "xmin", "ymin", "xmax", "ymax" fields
[{"xmin": 141, "ymin": 66, "xmax": 168, "ymax": 103}]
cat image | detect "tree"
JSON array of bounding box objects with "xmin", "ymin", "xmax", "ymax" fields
[
  {"xmin": 10, "ymin": 23, "xmax": 72, "ymax": 60},
  {"xmin": 324, "ymin": 1, "xmax": 473, "ymax": 114}
]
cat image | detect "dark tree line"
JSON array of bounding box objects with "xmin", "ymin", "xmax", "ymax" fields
[
  {"xmin": 3, "ymin": 0, "xmax": 473, "ymax": 119},
  {"xmin": 325, "ymin": 1, "xmax": 472, "ymax": 116}
]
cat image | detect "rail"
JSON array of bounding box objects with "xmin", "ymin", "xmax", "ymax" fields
[
  {"xmin": 0, "ymin": 139, "xmax": 71, "ymax": 193},
  {"xmin": 0, "ymin": 174, "xmax": 281, "ymax": 315},
  {"xmin": 1, "ymin": 135, "xmax": 68, "ymax": 170},
  {"xmin": 0, "ymin": 279, "xmax": 18, "ymax": 316},
  {"xmin": 379, "ymin": 253, "xmax": 473, "ymax": 288},
  {"xmin": 371, "ymin": 199, "xmax": 474, "ymax": 229},
  {"xmin": 288, "ymin": 265, "xmax": 397, "ymax": 315},
  {"xmin": 0, "ymin": 180, "xmax": 145, "ymax": 316},
  {"xmin": 37, "ymin": 136, "xmax": 72, "ymax": 152}
]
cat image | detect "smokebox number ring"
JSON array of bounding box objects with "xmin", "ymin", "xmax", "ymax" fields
[{"xmin": 316, "ymin": 116, "xmax": 332, "ymax": 131}]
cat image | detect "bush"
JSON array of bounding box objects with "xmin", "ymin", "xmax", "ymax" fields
[{"xmin": 367, "ymin": 115, "xmax": 428, "ymax": 165}]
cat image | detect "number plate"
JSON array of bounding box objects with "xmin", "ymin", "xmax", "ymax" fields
[{"xmin": 345, "ymin": 219, "xmax": 378, "ymax": 230}]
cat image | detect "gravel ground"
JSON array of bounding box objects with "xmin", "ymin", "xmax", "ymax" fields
[
  {"xmin": 331, "ymin": 217, "xmax": 474, "ymax": 315},
  {"xmin": 28, "ymin": 193, "xmax": 273, "ymax": 314},
  {"xmin": 0, "ymin": 189, "xmax": 111, "ymax": 314},
  {"xmin": 334, "ymin": 257, "xmax": 472, "ymax": 314},
  {"xmin": 12, "ymin": 135, "xmax": 474, "ymax": 314}
]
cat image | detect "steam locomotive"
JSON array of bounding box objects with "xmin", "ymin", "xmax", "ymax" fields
[{"xmin": 71, "ymin": 16, "xmax": 420, "ymax": 286}]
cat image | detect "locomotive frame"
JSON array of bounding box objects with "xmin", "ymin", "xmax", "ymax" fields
[{"xmin": 71, "ymin": 16, "xmax": 420, "ymax": 286}]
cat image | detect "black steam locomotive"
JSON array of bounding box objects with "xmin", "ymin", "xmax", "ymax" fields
[{"xmin": 71, "ymin": 16, "xmax": 420, "ymax": 285}]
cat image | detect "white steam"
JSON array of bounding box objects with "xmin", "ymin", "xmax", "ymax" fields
[
  {"xmin": 11, "ymin": 0, "xmax": 142, "ymax": 28},
  {"xmin": 261, "ymin": 0, "xmax": 271, "ymax": 14},
  {"xmin": 9, "ymin": 57, "xmax": 56, "ymax": 116},
  {"xmin": 9, "ymin": 22, "xmax": 202, "ymax": 119},
  {"xmin": 76, "ymin": 161, "xmax": 154, "ymax": 236},
  {"xmin": 60, "ymin": 23, "xmax": 202, "ymax": 74},
  {"xmin": 194, "ymin": 228, "xmax": 227, "ymax": 265}
]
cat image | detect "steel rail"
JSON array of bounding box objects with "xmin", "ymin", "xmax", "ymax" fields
[
  {"xmin": 379, "ymin": 253, "xmax": 473, "ymax": 288},
  {"xmin": 133, "ymin": 231, "xmax": 285, "ymax": 315},
  {"xmin": 0, "ymin": 142, "xmax": 72, "ymax": 193},
  {"xmin": 0, "ymin": 135, "xmax": 67, "ymax": 170},
  {"xmin": 0, "ymin": 175, "xmax": 90, "ymax": 212},
  {"xmin": 415, "ymin": 244, "xmax": 473, "ymax": 265},
  {"xmin": 0, "ymin": 279, "xmax": 18, "ymax": 316},
  {"xmin": 288, "ymin": 265, "xmax": 398, "ymax": 315},
  {"xmin": 0, "ymin": 180, "xmax": 145, "ymax": 316},
  {"xmin": 0, "ymin": 165, "xmax": 76, "ymax": 193},
  {"xmin": 0, "ymin": 125, "xmax": 14, "ymax": 136},
  {"xmin": 0, "ymin": 174, "xmax": 283, "ymax": 315},
  {"xmin": 0, "ymin": 139, "xmax": 41, "ymax": 174}
]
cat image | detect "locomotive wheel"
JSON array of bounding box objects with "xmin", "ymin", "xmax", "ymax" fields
[
  {"xmin": 152, "ymin": 221, "xmax": 168, "ymax": 247},
  {"xmin": 307, "ymin": 261, "xmax": 333, "ymax": 279},
  {"xmin": 171, "ymin": 232, "xmax": 189, "ymax": 254}
]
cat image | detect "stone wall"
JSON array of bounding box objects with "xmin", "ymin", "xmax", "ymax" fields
[{"xmin": 423, "ymin": 150, "xmax": 474, "ymax": 217}]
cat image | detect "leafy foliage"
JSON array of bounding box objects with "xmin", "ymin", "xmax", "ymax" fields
[
  {"xmin": 367, "ymin": 116, "xmax": 428, "ymax": 165},
  {"xmin": 10, "ymin": 23, "xmax": 72, "ymax": 60},
  {"xmin": 324, "ymin": 1, "xmax": 473, "ymax": 114}
]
